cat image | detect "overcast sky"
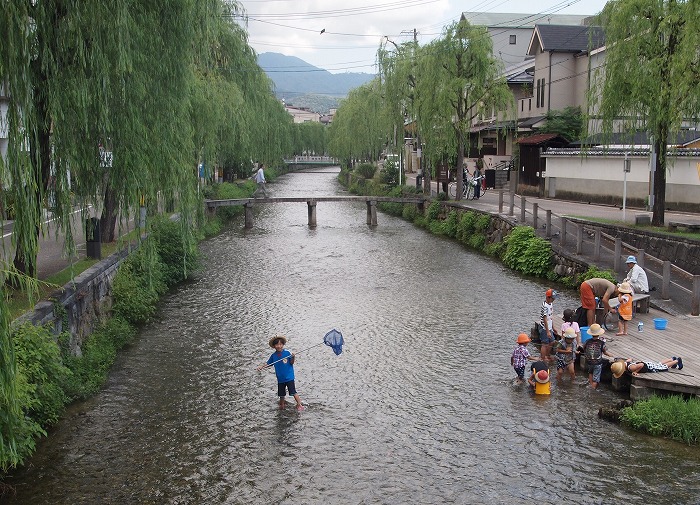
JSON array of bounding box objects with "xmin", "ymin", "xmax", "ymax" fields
[{"xmin": 237, "ymin": 0, "xmax": 610, "ymax": 74}]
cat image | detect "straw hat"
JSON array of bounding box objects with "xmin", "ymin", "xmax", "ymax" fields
[
  {"xmin": 563, "ymin": 327, "xmax": 576, "ymax": 339},
  {"xmin": 534, "ymin": 369, "xmax": 550, "ymax": 384},
  {"xmin": 618, "ymin": 282, "xmax": 633, "ymax": 294},
  {"xmin": 517, "ymin": 333, "xmax": 531, "ymax": 345},
  {"xmin": 269, "ymin": 335, "xmax": 287, "ymax": 348},
  {"xmin": 611, "ymin": 361, "xmax": 627, "ymax": 379},
  {"xmin": 587, "ymin": 323, "xmax": 605, "ymax": 336}
]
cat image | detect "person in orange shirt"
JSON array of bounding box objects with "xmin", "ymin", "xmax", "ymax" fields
[{"xmin": 613, "ymin": 282, "xmax": 634, "ymax": 335}]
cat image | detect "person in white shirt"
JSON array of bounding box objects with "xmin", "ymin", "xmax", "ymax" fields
[
  {"xmin": 253, "ymin": 163, "xmax": 267, "ymax": 198},
  {"xmin": 623, "ymin": 255, "xmax": 649, "ymax": 294}
]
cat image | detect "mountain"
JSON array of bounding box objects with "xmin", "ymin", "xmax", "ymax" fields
[{"xmin": 258, "ymin": 52, "xmax": 375, "ymax": 112}]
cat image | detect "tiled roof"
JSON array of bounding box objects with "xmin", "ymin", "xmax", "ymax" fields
[
  {"xmin": 517, "ymin": 133, "xmax": 567, "ymax": 145},
  {"xmin": 533, "ymin": 24, "xmax": 605, "ymax": 53},
  {"xmin": 461, "ymin": 12, "xmax": 588, "ymax": 29}
]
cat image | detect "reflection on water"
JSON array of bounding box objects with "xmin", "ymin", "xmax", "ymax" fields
[{"xmin": 3, "ymin": 168, "xmax": 699, "ymax": 504}]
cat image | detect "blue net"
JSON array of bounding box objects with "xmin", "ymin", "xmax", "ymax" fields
[{"xmin": 323, "ymin": 329, "xmax": 344, "ymax": 355}]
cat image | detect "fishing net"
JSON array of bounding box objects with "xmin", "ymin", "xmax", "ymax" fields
[{"xmin": 323, "ymin": 329, "xmax": 344, "ymax": 355}]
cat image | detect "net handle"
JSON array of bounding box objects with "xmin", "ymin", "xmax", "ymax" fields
[{"xmin": 258, "ymin": 341, "xmax": 325, "ymax": 370}]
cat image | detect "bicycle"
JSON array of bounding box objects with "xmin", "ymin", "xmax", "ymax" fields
[
  {"xmin": 594, "ymin": 297, "xmax": 619, "ymax": 332},
  {"xmin": 448, "ymin": 175, "xmax": 486, "ymax": 200}
]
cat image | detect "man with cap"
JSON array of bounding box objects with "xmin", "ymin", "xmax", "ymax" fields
[{"xmin": 622, "ymin": 255, "xmax": 649, "ymax": 294}]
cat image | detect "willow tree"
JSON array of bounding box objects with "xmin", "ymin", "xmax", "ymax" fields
[
  {"xmin": 414, "ymin": 19, "xmax": 511, "ymax": 200},
  {"xmin": 328, "ymin": 80, "xmax": 387, "ymax": 165},
  {"xmin": 0, "ymin": 0, "xmax": 229, "ymax": 469},
  {"xmin": 589, "ymin": 0, "xmax": 700, "ymax": 225}
]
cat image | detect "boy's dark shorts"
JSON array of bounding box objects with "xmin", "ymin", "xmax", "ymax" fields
[
  {"xmin": 278, "ymin": 380, "xmax": 297, "ymax": 397},
  {"xmin": 538, "ymin": 325, "xmax": 554, "ymax": 344}
]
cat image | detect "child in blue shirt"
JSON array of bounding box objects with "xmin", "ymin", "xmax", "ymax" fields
[{"xmin": 257, "ymin": 335, "xmax": 304, "ymax": 410}]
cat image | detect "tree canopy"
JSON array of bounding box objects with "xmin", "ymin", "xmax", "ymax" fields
[{"xmin": 589, "ymin": 0, "xmax": 700, "ymax": 225}]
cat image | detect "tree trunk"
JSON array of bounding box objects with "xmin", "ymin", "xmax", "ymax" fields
[
  {"xmin": 652, "ymin": 135, "xmax": 667, "ymax": 226},
  {"xmin": 100, "ymin": 185, "xmax": 118, "ymax": 243}
]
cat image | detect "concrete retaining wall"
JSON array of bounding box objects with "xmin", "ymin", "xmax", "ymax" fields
[{"xmin": 12, "ymin": 248, "xmax": 130, "ymax": 356}]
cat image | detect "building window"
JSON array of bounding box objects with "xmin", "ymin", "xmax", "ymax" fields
[
  {"xmin": 528, "ymin": 98, "xmax": 531, "ymax": 111},
  {"xmin": 509, "ymin": 35, "xmax": 516, "ymax": 45},
  {"xmin": 536, "ymin": 79, "xmax": 541, "ymax": 108},
  {"xmin": 521, "ymin": 100, "xmax": 524, "ymax": 112},
  {"xmin": 539, "ymin": 78, "xmax": 546, "ymax": 109}
]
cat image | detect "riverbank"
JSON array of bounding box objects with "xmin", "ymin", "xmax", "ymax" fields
[{"xmin": 400, "ymin": 171, "xmax": 700, "ymax": 399}]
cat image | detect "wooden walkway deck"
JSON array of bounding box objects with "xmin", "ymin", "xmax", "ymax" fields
[{"xmin": 552, "ymin": 308, "xmax": 700, "ymax": 399}]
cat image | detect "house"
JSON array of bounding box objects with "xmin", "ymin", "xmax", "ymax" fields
[
  {"xmin": 284, "ymin": 104, "xmax": 321, "ymax": 124},
  {"xmin": 459, "ymin": 12, "xmax": 590, "ymax": 68},
  {"xmin": 462, "ymin": 13, "xmax": 600, "ymax": 179}
]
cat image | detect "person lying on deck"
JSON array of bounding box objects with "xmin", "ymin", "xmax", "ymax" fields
[{"xmin": 611, "ymin": 357, "xmax": 683, "ymax": 378}]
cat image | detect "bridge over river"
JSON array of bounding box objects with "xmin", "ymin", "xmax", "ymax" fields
[{"xmin": 205, "ymin": 195, "xmax": 427, "ymax": 228}]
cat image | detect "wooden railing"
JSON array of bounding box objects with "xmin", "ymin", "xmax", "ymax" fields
[{"xmin": 495, "ymin": 190, "xmax": 700, "ymax": 315}]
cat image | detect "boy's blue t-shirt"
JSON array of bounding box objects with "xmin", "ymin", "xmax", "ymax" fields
[{"xmin": 267, "ymin": 350, "xmax": 295, "ymax": 383}]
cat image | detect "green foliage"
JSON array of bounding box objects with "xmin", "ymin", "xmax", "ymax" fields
[
  {"xmin": 355, "ymin": 163, "xmax": 378, "ymax": 180},
  {"xmin": 443, "ymin": 211, "xmax": 459, "ymax": 238},
  {"xmin": 12, "ymin": 325, "xmax": 70, "ymax": 428},
  {"xmin": 111, "ymin": 248, "xmax": 166, "ymax": 325},
  {"xmin": 468, "ymin": 234, "xmax": 486, "ymax": 250},
  {"xmin": 456, "ymin": 212, "xmax": 478, "ymax": 242},
  {"xmin": 484, "ymin": 241, "xmax": 506, "ymax": 258},
  {"xmin": 402, "ymin": 205, "xmax": 420, "ymax": 222},
  {"xmin": 475, "ymin": 214, "xmax": 491, "ymax": 233},
  {"xmin": 503, "ymin": 226, "xmax": 553, "ymax": 276},
  {"xmin": 621, "ymin": 396, "xmax": 700, "ymax": 445},
  {"xmin": 150, "ymin": 217, "xmax": 199, "ymax": 287},
  {"xmin": 538, "ymin": 106, "xmax": 584, "ymax": 142},
  {"xmin": 426, "ymin": 201, "xmax": 442, "ymax": 222},
  {"xmin": 61, "ymin": 317, "xmax": 136, "ymax": 401},
  {"xmin": 380, "ymin": 160, "xmax": 400, "ymax": 186},
  {"xmin": 578, "ymin": 266, "xmax": 617, "ymax": 285}
]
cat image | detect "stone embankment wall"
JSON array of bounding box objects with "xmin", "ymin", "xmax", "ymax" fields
[
  {"xmin": 442, "ymin": 203, "xmax": 590, "ymax": 281},
  {"xmin": 569, "ymin": 218, "xmax": 700, "ymax": 275},
  {"xmin": 13, "ymin": 249, "xmax": 129, "ymax": 356}
]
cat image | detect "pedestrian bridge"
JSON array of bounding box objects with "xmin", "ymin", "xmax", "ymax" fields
[{"xmin": 205, "ymin": 196, "xmax": 427, "ymax": 228}]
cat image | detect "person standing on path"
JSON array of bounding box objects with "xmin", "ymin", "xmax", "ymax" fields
[
  {"xmin": 579, "ymin": 278, "xmax": 618, "ymax": 326},
  {"xmin": 253, "ymin": 163, "xmax": 267, "ymax": 198},
  {"xmin": 622, "ymin": 255, "xmax": 649, "ymax": 294}
]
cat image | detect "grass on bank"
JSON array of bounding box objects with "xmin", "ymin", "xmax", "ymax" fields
[
  {"xmin": 621, "ymin": 395, "xmax": 700, "ymax": 445},
  {"xmin": 569, "ymin": 215, "xmax": 700, "ymax": 241}
]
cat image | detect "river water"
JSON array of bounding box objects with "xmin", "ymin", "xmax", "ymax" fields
[{"xmin": 3, "ymin": 168, "xmax": 699, "ymax": 504}]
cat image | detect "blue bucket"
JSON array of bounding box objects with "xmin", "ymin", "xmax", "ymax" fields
[
  {"xmin": 580, "ymin": 326, "xmax": 591, "ymax": 343},
  {"xmin": 653, "ymin": 318, "xmax": 668, "ymax": 330}
]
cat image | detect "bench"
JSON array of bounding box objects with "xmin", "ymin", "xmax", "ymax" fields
[
  {"xmin": 668, "ymin": 221, "xmax": 700, "ymax": 232},
  {"xmin": 609, "ymin": 292, "xmax": 651, "ymax": 314}
]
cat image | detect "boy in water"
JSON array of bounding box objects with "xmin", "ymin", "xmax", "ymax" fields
[
  {"xmin": 581, "ymin": 324, "xmax": 614, "ymax": 389},
  {"xmin": 257, "ymin": 335, "xmax": 304, "ymax": 411},
  {"xmin": 511, "ymin": 333, "xmax": 538, "ymax": 384}
]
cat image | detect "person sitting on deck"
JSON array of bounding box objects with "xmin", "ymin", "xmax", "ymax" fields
[
  {"xmin": 622, "ymin": 255, "xmax": 649, "ymax": 294},
  {"xmin": 611, "ymin": 357, "xmax": 683, "ymax": 378}
]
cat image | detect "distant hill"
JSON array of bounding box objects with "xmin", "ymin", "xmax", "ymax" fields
[{"xmin": 258, "ymin": 52, "xmax": 375, "ymax": 113}]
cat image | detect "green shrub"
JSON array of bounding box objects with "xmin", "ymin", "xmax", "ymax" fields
[
  {"xmin": 443, "ymin": 211, "xmax": 459, "ymax": 238},
  {"xmin": 355, "ymin": 163, "xmax": 377, "ymax": 179},
  {"xmin": 402, "ymin": 205, "xmax": 420, "ymax": 221},
  {"xmin": 484, "ymin": 241, "xmax": 506, "ymax": 258},
  {"xmin": 475, "ymin": 214, "xmax": 491, "ymax": 232},
  {"xmin": 13, "ymin": 324, "xmax": 70, "ymax": 427},
  {"xmin": 456, "ymin": 212, "xmax": 478, "ymax": 242},
  {"xmin": 211, "ymin": 181, "xmax": 253, "ymax": 220},
  {"xmin": 426, "ymin": 201, "xmax": 441, "ymax": 222},
  {"xmin": 150, "ymin": 217, "xmax": 199, "ymax": 286},
  {"xmin": 111, "ymin": 249, "xmax": 165, "ymax": 325},
  {"xmin": 621, "ymin": 395, "xmax": 700, "ymax": 445},
  {"xmin": 379, "ymin": 160, "xmax": 399, "ymax": 186},
  {"xmin": 578, "ymin": 266, "xmax": 617, "ymax": 285},
  {"xmin": 468, "ymin": 233, "xmax": 486, "ymax": 250},
  {"xmin": 503, "ymin": 226, "xmax": 553, "ymax": 276}
]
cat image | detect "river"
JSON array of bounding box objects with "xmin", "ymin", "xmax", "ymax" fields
[{"xmin": 3, "ymin": 168, "xmax": 699, "ymax": 504}]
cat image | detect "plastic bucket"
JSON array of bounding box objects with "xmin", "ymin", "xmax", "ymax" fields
[
  {"xmin": 580, "ymin": 326, "xmax": 591, "ymax": 343},
  {"xmin": 653, "ymin": 318, "xmax": 668, "ymax": 330}
]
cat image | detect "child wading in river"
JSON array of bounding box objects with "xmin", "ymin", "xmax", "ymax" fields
[
  {"xmin": 511, "ymin": 333, "xmax": 537, "ymax": 384},
  {"xmin": 257, "ymin": 336, "xmax": 304, "ymax": 411}
]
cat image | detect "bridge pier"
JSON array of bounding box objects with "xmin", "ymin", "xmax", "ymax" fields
[
  {"xmin": 366, "ymin": 200, "xmax": 377, "ymax": 226},
  {"xmin": 307, "ymin": 200, "xmax": 317, "ymax": 227},
  {"xmin": 244, "ymin": 202, "xmax": 254, "ymax": 229}
]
